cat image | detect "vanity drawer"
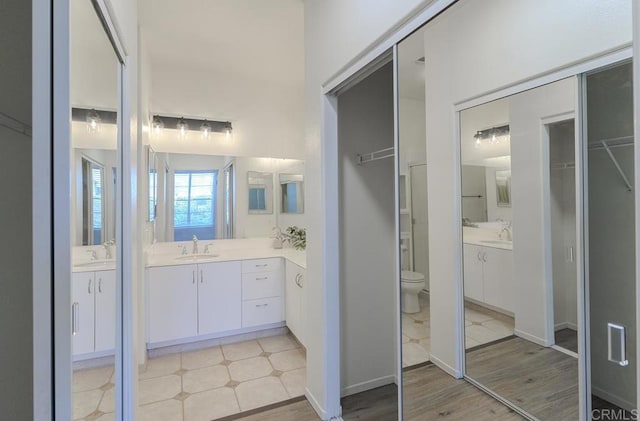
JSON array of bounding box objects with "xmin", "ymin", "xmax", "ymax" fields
[
  {"xmin": 242, "ymin": 297, "xmax": 283, "ymax": 327},
  {"xmin": 242, "ymin": 271, "xmax": 282, "ymax": 300},
  {"xmin": 241, "ymin": 258, "xmax": 282, "ymax": 274}
]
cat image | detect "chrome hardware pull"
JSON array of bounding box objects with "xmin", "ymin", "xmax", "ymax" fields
[
  {"xmin": 256, "ymin": 276, "xmax": 268, "ymax": 281},
  {"xmin": 72, "ymin": 302, "xmax": 79, "ymax": 335},
  {"xmin": 256, "ymin": 303, "xmax": 269, "ymax": 308},
  {"xmin": 98, "ymin": 278, "xmax": 102, "ymax": 293},
  {"xmin": 88, "ymin": 279, "xmax": 92, "ymax": 294},
  {"xmin": 192, "ymin": 271, "xmax": 195, "ymax": 284},
  {"xmin": 200, "ymin": 270, "xmax": 204, "ymax": 283},
  {"xmin": 256, "ymin": 263, "xmax": 268, "ymax": 268}
]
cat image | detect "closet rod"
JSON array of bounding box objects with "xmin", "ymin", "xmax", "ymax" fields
[
  {"xmin": 356, "ymin": 146, "xmax": 395, "ymax": 165},
  {"xmin": 599, "ymin": 140, "xmax": 633, "ymax": 191},
  {"xmin": 0, "ymin": 111, "xmax": 32, "ymax": 137}
]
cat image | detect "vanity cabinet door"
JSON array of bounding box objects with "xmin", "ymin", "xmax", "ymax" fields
[
  {"xmin": 463, "ymin": 244, "xmax": 484, "ymax": 302},
  {"xmin": 94, "ymin": 270, "xmax": 116, "ymax": 353},
  {"xmin": 482, "ymin": 247, "xmax": 514, "ymax": 313},
  {"xmin": 148, "ymin": 264, "xmax": 198, "ymax": 343},
  {"xmin": 72, "ymin": 272, "xmax": 95, "ymax": 356},
  {"xmin": 285, "ymin": 262, "xmax": 305, "ymax": 345},
  {"xmin": 198, "ymin": 261, "xmax": 242, "ymax": 335}
]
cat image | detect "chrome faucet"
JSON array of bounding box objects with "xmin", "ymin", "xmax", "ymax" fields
[
  {"xmin": 192, "ymin": 235, "xmax": 199, "ymax": 254},
  {"xmin": 499, "ymin": 222, "xmax": 512, "ymax": 241},
  {"xmin": 86, "ymin": 250, "xmax": 98, "ymax": 261},
  {"xmin": 179, "ymin": 245, "xmax": 188, "ymax": 255},
  {"xmin": 203, "ymin": 244, "xmax": 213, "ymax": 254},
  {"xmin": 103, "ymin": 240, "xmax": 114, "ymax": 260}
]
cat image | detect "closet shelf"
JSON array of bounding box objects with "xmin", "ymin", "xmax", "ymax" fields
[
  {"xmin": 356, "ymin": 147, "xmax": 395, "ymax": 165},
  {"xmin": 591, "ymin": 137, "xmax": 634, "ymax": 192}
]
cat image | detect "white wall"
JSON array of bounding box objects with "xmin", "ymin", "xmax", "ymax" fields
[
  {"xmin": 423, "ymin": 0, "xmax": 632, "ymax": 374},
  {"xmin": 509, "ymin": 78, "xmax": 575, "ymax": 345},
  {"xmin": 338, "ymin": 63, "xmax": 396, "ymax": 395},
  {"xmin": 1, "ymin": 0, "xmax": 32, "ymax": 418},
  {"xmin": 304, "ymin": 0, "xmax": 432, "ymax": 413},
  {"xmin": 149, "ymin": 63, "xmax": 305, "ymax": 160},
  {"xmin": 398, "ymin": 97, "xmax": 426, "ymax": 173}
]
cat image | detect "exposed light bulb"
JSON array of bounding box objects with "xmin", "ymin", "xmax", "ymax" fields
[
  {"xmin": 86, "ymin": 109, "xmax": 101, "ymax": 133},
  {"xmin": 224, "ymin": 121, "xmax": 233, "ymax": 141},
  {"xmin": 200, "ymin": 120, "xmax": 211, "ymax": 139},
  {"xmin": 151, "ymin": 116, "xmax": 164, "ymax": 137},
  {"xmin": 177, "ymin": 117, "xmax": 189, "ymax": 139}
]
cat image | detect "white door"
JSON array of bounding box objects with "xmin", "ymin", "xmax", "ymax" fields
[
  {"xmin": 482, "ymin": 247, "xmax": 514, "ymax": 313},
  {"xmin": 198, "ymin": 261, "xmax": 242, "ymax": 335},
  {"xmin": 410, "ymin": 164, "xmax": 429, "ymax": 289},
  {"xmin": 72, "ymin": 272, "xmax": 95, "ymax": 356},
  {"xmin": 463, "ymin": 244, "xmax": 484, "ymax": 302},
  {"xmin": 285, "ymin": 262, "xmax": 301, "ymax": 339},
  {"xmin": 94, "ymin": 270, "xmax": 116, "ymax": 353},
  {"xmin": 148, "ymin": 264, "xmax": 198, "ymax": 343}
]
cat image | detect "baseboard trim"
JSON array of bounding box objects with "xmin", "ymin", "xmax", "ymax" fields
[
  {"xmin": 514, "ymin": 328, "xmax": 553, "ymax": 347},
  {"xmin": 305, "ymin": 387, "xmax": 328, "ymax": 420},
  {"xmin": 554, "ymin": 322, "xmax": 578, "ymax": 331},
  {"xmin": 592, "ymin": 386, "xmax": 636, "ymax": 412},
  {"xmin": 341, "ymin": 375, "xmax": 396, "ymax": 397},
  {"xmin": 429, "ymin": 353, "xmax": 462, "ymax": 378}
]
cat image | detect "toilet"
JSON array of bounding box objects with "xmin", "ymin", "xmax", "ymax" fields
[{"xmin": 401, "ymin": 271, "xmax": 426, "ymax": 314}]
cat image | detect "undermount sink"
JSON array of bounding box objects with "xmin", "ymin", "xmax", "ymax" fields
[
  {"xmin": 480, "ymin": 240, "xmax": 512, "ymax": 246},
  {"xmin": 74, "ymin": 259, "xmax": 116, "ymax": 268},
  {"xmin": 174, "ymin": 254, "xmax": 220, "ymax": 261}
]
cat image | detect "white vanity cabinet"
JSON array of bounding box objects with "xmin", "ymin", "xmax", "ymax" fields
[
  {"xmin": 285, "ymin": 261, "xmax": 306, "ymax": 346},
  {"xmin": 463, "ymin": 244, "xmax": 514, "ymax": 313},
  {"xmin": 241, "ymin": 258, "xmax": 284, "ymax": 328},
  {"xmin": 199, "ymin": 261, "xmax": 242, "ymax": 335},
  {"xmin": 72, "ymin": 270, "xmax": 116, "ymax": 358},
  {"xmin": 147, "ymin": 264, "xmax": 199, "ymax": 343},
  {"xmin": 147, "ymin": 261, "xmax": 242, "ymax": 344}
]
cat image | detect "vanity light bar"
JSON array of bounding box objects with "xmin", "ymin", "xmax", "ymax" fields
[
  {"xmin": 72, "ymin": 107, "xmax": 118, "ymax": 124},
  {"xmin": 152, "ymin": 115, "xmax": 232, "ymax": 135},
  {"xmin": 474, "ymin": 124, "xmax": 510, "ymax": 141}
]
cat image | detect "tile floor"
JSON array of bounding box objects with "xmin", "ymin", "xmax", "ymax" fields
[
  {"xmin": 401, "ymin": 292, "xmax": 515, "ymax": 367},
  {"xmin": 72, "ymin": 334, "xmax": 306, "ymax": 421}
]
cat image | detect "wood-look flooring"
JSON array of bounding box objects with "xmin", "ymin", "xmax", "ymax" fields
[
  {"xmin": 554, "ymin": 328, "xmax": 579, "ymax": 353},
  {"xmin": 466, "ymin": 336, "xmax": 579, "ymax": 421},
  {"xmin": 236, "ymin": 364, "xmax": 524, "ymax": 421}
]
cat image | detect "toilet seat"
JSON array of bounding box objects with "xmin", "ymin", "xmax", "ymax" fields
[{"xmin": 401, "ymin": 271, "xmax": 425, "ymax": 283}]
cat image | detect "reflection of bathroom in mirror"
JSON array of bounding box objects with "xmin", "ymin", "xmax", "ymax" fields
[
  {"xmin": 279, "ymin": 173, "xmax": 304, "ymax": 214},
  {"xmin": 248, "ymin": 171, "xmax": 274, "ymax": 214},
  {"xmin": 147, "ymin": 146, "xmax": 158, "ymax": 222},
  {"xmin": 147, "ymin": 153, "xmax": 304, "ymax": 241},
  {"xmin": 460, "ymin": 78, "xmax": 580, "ymax": 420},
  {"xmin": 70, "ymin": 0, "xmax": 121, "ymax": 417}
]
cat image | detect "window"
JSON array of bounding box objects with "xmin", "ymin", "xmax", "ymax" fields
[
  {"xmin": 174, "ymin": 170, "xmax": 217, "ymax": 241},
  {"xmin": 248, "ymin": 186, "xmax": 267, "ymax": 211}
]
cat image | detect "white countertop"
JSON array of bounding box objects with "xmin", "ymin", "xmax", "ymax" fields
[
  {"xmin": 146, "ymin": 244, "xmax": 307, "ymax": 269},
  {"xmin": 72, "ymin": 239, "xmax": 307, "ymax": 272},
  {"xmin": 463, "ymin": 238, "xmax": 513, "ymax": 251},
  {"xmin": 462, "ymin": 226, "xmax": 513, "ymax": 251}
]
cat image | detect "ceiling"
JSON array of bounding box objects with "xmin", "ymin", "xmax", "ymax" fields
[{"xmin": 139, "ymin": 0, "xmax": 304, "ymax": 88}]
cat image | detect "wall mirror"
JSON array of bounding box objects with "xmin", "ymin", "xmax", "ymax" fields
[
  {"xmin": 279, "ymin": 173, "xmax": 304, "ymax": 214},
  {"xmin": 148, "ymin": 146, "xmax": 158, "ymax": 222},
  {"xmin": 460, "ymin": 77, "xmax": 580, "ymax": 420},
  {"xmin": 494, "ymin": 169, "xmax": 511, "ymax": 207},
  {"xmin": 248, "ymin": 171, "xmax": 274, "ymax": 214},
  {"xmin": 145, "ymin": 152, "xmax": 303, "ymax": 240},
  {"xmin": 70, "ymin": 0, "xmax": 122, "ymax": 418}
]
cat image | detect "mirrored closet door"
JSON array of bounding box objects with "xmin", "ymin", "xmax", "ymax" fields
[
  {"xmin": 70, "ymin": 1, "xmax": 123, "ymax": 419},
  {"xmin": 460, "ymin": 77, "xmax": 581, "ymax": 420}
]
